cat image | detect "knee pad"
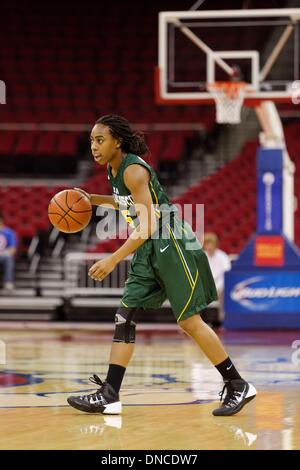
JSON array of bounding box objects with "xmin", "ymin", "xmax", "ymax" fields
[{"xmin": 113, "ymin": 307, "xmax": 143, "ymax": 343}]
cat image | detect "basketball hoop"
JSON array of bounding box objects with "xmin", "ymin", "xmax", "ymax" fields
[{"xmin": 207, "ymin": 81, "xmax": 247, "ymax": 124}]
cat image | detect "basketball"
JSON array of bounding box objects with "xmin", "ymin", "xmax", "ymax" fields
[{"xmin": 48, "ymin": 189, "xmax": 92, "ymax": 233}]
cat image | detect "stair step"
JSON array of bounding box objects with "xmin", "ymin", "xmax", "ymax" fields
[
  {"xmin": 15, "ymin": 280, "xmax": 66, "ymax": 288},
  {"xmin": 39, "ymin": 264, "xmax": 63, "ymax": 269},
  {"xmin": 41, "ymin": 289, "xmax": 65, "ymax": 297},
  {"xmin": 0, "ymin": 288, "xmax": 36, "ymax": 297},
  {"xmin": 15, "ymin": 280, "xmax": 38, "ymax": 288},
  {"xmin": 41, "ymin": 258, "xmax": 64, "ymax": 265},
  {"xmin": 0, "ymin": 297, "xmax": 63, "ymax": 309},
  {"xmin": 15, "ymin": 272, "xmax": 37, "ymax": 279},
  {"xmin": 38, "ymin": 280, "xmax": 66, "ymax": 288},
  {"xmin": 38, "ymin": 272, "xmax": 63, "ymax": 280},
  {"xmin": 0, "ymin": 312, "xmax": 54, "ymax": 320},
  {"xmin": 16, "ymin": 272, "xmax": 63, "ymax": 280}
]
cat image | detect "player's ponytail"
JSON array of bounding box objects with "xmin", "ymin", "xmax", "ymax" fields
[{"xmin": 96, "ymin": 115, "xmax": 149, "ymax": 156}]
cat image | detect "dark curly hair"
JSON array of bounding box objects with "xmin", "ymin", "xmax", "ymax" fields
[{"xmin": 96, "ymin": 115, "xmax": 148, "ymax": 156}]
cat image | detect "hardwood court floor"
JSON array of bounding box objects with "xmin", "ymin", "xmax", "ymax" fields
[{"xmin": 0, "ymin": 325, "xmax": 299, "ymax": 450}]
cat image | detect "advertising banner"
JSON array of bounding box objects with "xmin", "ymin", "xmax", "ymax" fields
[{"xmin": 225, "ymin": 271, "xmax": 300, "ymax": 314}]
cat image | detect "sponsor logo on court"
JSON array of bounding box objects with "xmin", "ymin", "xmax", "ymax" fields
[
  {"xmin": 0, "ymin": 372, "xmax": 43, "ymax": 387},
  {"xmin": 0, "ymin": 80, "xmax": 6, "ymax": 104}
]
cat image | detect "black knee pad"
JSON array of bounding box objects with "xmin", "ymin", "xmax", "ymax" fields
[{"xmin": 113, "ymin": 307, "xmax": 143, "ymax": 344}]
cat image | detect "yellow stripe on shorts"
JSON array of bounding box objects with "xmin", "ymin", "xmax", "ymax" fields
[
  {"xmin": 167, "ymin": 224, "xmax": 195, "ymax": 289},
  {"xmin": 177, "ymin": 270, "xmax": 199, "ymax": 322}
]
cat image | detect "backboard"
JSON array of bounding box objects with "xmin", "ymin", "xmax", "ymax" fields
[{"xmin": 156, "ymin": 9, "xmax": 300, "ymax": 107}]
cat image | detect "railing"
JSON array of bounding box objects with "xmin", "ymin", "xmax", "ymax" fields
[{"xmin": 64, "ymin": 252, "xmax": 133, "ymax": 300}]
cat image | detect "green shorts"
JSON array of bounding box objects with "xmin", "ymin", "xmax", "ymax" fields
[{"xmin": 121, "ymin": 216, "xmax": 218, "ymax": 322}]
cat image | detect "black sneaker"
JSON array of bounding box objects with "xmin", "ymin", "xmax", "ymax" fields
[
  {"xmin": 212, "ymin": 379, "xmax": 256, "ymax": 416},
  {"xmin": 67, "ymin": 374, "xmax": 122, "ymax": 414}
]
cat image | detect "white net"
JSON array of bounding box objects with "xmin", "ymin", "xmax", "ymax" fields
[{"xmin": 208, "ymin": 82, "xmax": 246, "ymax": 124}]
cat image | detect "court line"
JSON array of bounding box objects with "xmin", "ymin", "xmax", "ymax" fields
[{"xmin": 0, "ymin": 399, "xmax": 213, "ymax": 409}]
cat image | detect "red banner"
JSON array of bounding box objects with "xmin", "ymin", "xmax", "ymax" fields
[{"xmin": 255, "ymin": 236, "xmax": 284, "ymax": 266}]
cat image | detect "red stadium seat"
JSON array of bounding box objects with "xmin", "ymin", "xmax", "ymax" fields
[
  {"xmin": 35, "ymin": 132, "xmax": 59, "ymax": 156},
  {"xmin": 14, "ymin": 132, "xmax": 39, "ymax": 155},
  {"xmin": 56, "ymin": 134, "xmax": 78, "ymax": 156},
  {"xmin": 0, "ymin": 131, "xmax": 16, "ymax": 155}
]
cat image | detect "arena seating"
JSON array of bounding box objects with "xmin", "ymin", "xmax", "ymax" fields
[{"xmin": 0, "ymin": 0, "xmax": 214, "ymax": 176}]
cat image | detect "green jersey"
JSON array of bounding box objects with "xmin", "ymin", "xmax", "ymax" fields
[
  {"xmin": 107, "ymin": 153, "xmax": 217, "ymax": 322},
  {"xmin": 107, "ymin": 153, "xmax": 177, "ymax": 228}
]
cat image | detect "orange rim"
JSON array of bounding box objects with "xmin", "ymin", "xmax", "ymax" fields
[{"xmin": 208, "ymin": 81, "xmax": 247, "ymax": 98}]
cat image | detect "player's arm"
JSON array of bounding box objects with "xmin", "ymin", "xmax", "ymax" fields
[
  {"xmin": 90, "ymin": 194, "xmax": 118, "ymax": 210},
  {"xmin": 112, "ymin": 165, "xmax": 157, "ymax": 260},
  {"xmin": 74, "ymin": 188, "xmax": 118, "ymax": 210},
  {"xmin": 88, "ymin": 165, "xmax": 157, "ymax": 281}
]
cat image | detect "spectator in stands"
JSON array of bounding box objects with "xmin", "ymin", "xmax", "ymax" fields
[
  {"xmin": 203, "ymin": 232, "xmax": 231, "ymax": 324},
  {"xmin": 204, "ymin": 233, "xmax": 231, "ymax": 294},
  {"xmin": 0, "ymin": 213, "xmax": 17, "ymax": 292}
]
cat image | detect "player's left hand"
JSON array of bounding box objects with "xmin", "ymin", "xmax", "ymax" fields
[{"xmin": 88, "ymin": 256, "xmax": 117, "ymax": 281}]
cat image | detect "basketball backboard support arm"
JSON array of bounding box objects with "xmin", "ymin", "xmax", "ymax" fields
[
  {"xmin": 172, "ymin": 18, "xmax": 234, "ymax": 77},
  {"xmin": 259, "ymin": 23, "xmax": 295, "ymax": 82}
]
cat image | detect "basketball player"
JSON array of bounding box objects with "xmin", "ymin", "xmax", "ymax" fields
[{"xmin": 67, "ymin": 115, "xmax": 256, "ymax": 416}]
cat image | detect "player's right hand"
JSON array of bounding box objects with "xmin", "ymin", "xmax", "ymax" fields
[{"xmin": 74, "ymin": 187, "xmax": 91, "ymax": 201}]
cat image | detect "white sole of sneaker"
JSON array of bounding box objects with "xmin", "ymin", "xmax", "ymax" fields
[
  {"xmin": 246, "ymin": 383, "xmax": 257, "ymax": 399},
  {"xmin": 103, "ymin": 401, "xmax": 122, "ymax": 415}
]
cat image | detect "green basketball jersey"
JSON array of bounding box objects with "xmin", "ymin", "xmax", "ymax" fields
[{"xmin": 107, "ymin": 153, "xmax": 177, "ymax": 228}]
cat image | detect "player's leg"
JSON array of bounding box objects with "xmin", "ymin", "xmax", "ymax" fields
[
  {"xmin": 178, "ymin": 313, "xmax": 228, "ymax": 365},
  {"xmin": 155, "ymin": 218, "xmax": 256, "ymax": 416},
  {"xmin": 109, "ymin": 342, "xmax": 135, "ymax": 368},
  {"xmin": 67, "ymin": 241, "xmax": 165, "ymax": 414},
  {"xmin": 104, "ymin": 306, "xmax": 142, "ymax": 395},
  {"xmin": 67, "ymin": 307, "xmax": 141, "ymax": 414},
  {"xmin": 178, "ymin": 314, "xmax": 256, "ymax": 416}
]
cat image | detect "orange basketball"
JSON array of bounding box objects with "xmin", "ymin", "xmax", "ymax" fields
[{"xmin": 48, "ymin": 189, "xmax": 92, "ymax": 233}]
